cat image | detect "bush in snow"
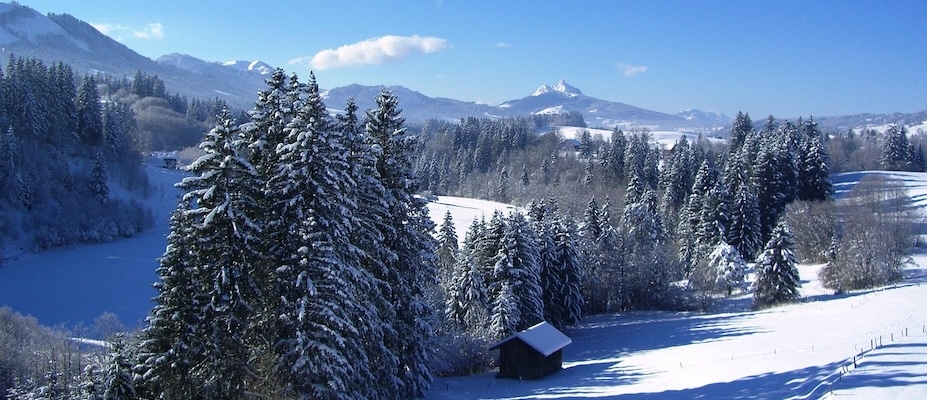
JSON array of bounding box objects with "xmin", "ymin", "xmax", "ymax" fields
[{"xmin": 819, "ymin": 175, "xmax": 916, "ymax": 292}]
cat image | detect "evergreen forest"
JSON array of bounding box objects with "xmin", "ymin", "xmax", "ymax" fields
[{"xmin": 0, "ymin": 60, "xmax": 923, "ymax": 399}]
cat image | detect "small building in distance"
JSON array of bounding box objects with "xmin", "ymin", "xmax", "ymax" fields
[{"xmin": 489, "ymin": 321, "xmax": 572, "ymax": 379}]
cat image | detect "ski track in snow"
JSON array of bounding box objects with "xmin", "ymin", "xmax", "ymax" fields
[{"xmin": 1, "ymin": 163, "xmax": 926, "ymax": 398}]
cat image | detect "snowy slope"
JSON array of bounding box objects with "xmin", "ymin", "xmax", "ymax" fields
[
  {"xmin": 428, "ymin": 196, "xmax": 518, "ymax": 244},
  {"xmin": 426, "ymin": 172, "xmax": 927, "ymax": 400},
  {"xmin": 555, "ymin": 126, "xmax": 725, "ymax": 150}
]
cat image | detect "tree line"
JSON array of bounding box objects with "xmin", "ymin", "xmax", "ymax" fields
[{"xmin": 0, "ymin": 56, "xmax": 153, "ymax": 255}]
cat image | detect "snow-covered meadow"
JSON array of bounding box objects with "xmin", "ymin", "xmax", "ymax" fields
[
  {"xmin": 554, "ymin": 126, "xmax": 725, "ymax": 151},
  {"xmin": 426, "ymin": 170, "xmax": 927, "ymax": 399},
  {"xmin": 1, "ymin": 163, "xmax": 926, "ymax": 398}
]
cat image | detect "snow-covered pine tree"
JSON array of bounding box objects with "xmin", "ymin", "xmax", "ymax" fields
[
  {"xmin": 76, "ymin": 75, "xmax": 103, "ymax": 146},
  {"xmin": 582, "ymin": 198, "xmax": 603, "ymax": 241},
  {"xmin": 753, "ymin": 221, "xmax": 801, "ymax": 308},
  {"xmin": 704, "ymin": 242, "xmax": 747, "ymax": 296},
  {"xmin": 797, "ymin": 135, "xmax": 832, "ymax": 201},
  {"xmin": 494, "ymin": 211, "xmax": 543, "ymax": 330},
  {"xmin": 102, "ymin": 335, "xmax": 136, "ymax": 400},
  {"xmin": 0, "ymin": 126, "xmax": 17, "ymax": 181},
  {"xmin": 436, "ymin": 210, "xmax": 459, "ymax": 287},
  {"xmin": 269, "ymin": 73, "xmax": 374, "ymax": 398},
  {"xmin": 678, "ymin": 160, "xmax": 717, "ymax": 274},
  {"xmin": 752, "ymin": 137, "xmax": 789, "ymax": 244},
  {"xmin": 89, "ymin": 151, "xmax": 109, "ymax": 203},
  {"xmin": 240, "ymin": 68, "xmax": 292, "ymax": 179},
  {"xmin": 489, "ymin": 280, "xmax": 521, "ymax": 340},
  {"xmin": 880, "ymin": 124, "xmax": 912, "ymax": 171},
  {"xmin": 606, "ymin": 128, "xmax": 626, "ymax": 185},
  {"xmin": 529, "ymin": 201, "xmax": 564, "ymax": 327},
  {"xmin": 137, "ymin": 205, "xmax": 205, "ymax": 399},
  {"xmin": 445, "ymin": 250, "xmax": 491, "ymax": 337},
  {"xmin": 174, "ymin": 108, "xmax": 263, "ymax": 398},
  {"xmin": 729, "ymin": 111, "xmax": 753, "ymax": 152},
  {"xmin": 365, "ymin": 89, "xmax": 438, "ymax": 398},
  {"xmin": 552, "ymin": 216, "xmax": 584, "ymax": 328},
  {"xmin": 724, "ymin": 151, "xmax": 762, "ymax": 261},
  {"xmin": 658, "ymin": 136, "xmax": 693, "ymax": 221},
  {"xmin": 337, "ymin": 96, "xmax": 402, "ymax": 396}
]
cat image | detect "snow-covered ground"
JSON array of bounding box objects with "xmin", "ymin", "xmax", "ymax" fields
[
  {"xmin": 1, "ymin": 162, "xmax": 926, "ymax": 398},
  {"xmin": 425, "ymin": 171, "xmax": 927, "ymax": 400},
  {"xmin": 427, "ymin": 258, "xmax": 927, "ymax": 399},
  {"xmin": 555, "ymin": 126, "xmax": 724, "ymax": 150}
]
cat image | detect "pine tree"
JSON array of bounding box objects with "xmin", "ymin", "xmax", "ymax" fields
[
  {"xmin": 551, "ymin": 216, "xmax": 584, "ymax": 328},
  {"xmin": 102, "ymin": 335, "xmax": 136, "ymax": 400},
  {"xmin": 175, "ymin": 108, "xmax": 263, "ymax": 398},
  {"xmin": 495, "ymin": 211, "xmax": 543, "ymax": 330},
  {"xmin": 880, "ymin": 124, "xmax": 912, "ymax": 171},
  {"xmin": 797, "ymin": 135, "xmax": 832, "ymax": 201},
  {"xmin": 89, "ymin": 151, "xmax": 109, "ymax": 203},
  {"xmin": 729, "ymin": 111, "xmax": 753, "ymax": 151},
  {"xmin": 489, "ymin": 280, "xmax": 521, "ymax": 340},
  {"xmin": 753, "ymin": 138, "xmax": 788, "ymax": 243},
  {"xmin": 338, "ymin": 96, "xmax": 401, "ymax": 397},
  {"xmin": 606, "ymin": 128, "xmax": 626, "ymax": 184},
  {"xmin": 76, "ymin": 75, "xmax": 103, "ymax": 146},
  {"xmin": 269, "ymin": 73, "xmax": 376, "ymax": 399},
  {"xmin": 753, "ymin": 221, "xmax": 801, "ymax": 308},
  {"xmin": 365, "ymin": 89, "xmax": 437, "ymax": 399},
  {"xmin": 445, "ymin": 250, "xmax": 490, "ymax": 336},
  {"xmin": 726, "ymin": 161, "xmax": 762, "ymax": 261},
  {"xmin": 0, "ymin": 126, "xmax": 17, "ymax": 181},
  {"xmin": 705, "ymin": 242, "xmax": 747, "ymax": 296},
  {"xmin": 436, "ymin": 210, "xmax": 459, "ymax": 288},
  {"xmin": 138, "ymin": 206, "xmax": 204, "ymax": 399}
]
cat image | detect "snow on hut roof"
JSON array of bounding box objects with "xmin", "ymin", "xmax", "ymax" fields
[{"xmin": 490, "ymin": 321, "xmax": 572, "ymax": 357}]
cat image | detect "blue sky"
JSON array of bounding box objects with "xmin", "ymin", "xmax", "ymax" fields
[{"xmin": 19, "ymin": 0, "xmax": 927, "ymax": 118}]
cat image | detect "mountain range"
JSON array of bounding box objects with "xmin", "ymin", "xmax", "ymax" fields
[{"xmin": 1, "ymin": 2, "xmax": 923, "ymax": 132}]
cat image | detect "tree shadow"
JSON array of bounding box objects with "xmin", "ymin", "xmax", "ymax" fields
[
  {"xmin": 564, "ymin": 312, "xmax": 765, "ymax": 365},
  {"xmin": 829, "ymin": 341, "xmax": 927, "ymax": 396},
  {"xmin": 490, "ymin": 360, "xmax": 853, "ymax": 399}
]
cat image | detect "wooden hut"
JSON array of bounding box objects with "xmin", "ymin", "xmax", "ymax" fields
[{"xmin": 489, "ymin": 321, "xmax": 572, "ymax": 379}]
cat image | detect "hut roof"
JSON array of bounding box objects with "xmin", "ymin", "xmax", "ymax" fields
[{"xmin": 490, "ymin": 321, "xmax": 572, "ymax": 357}]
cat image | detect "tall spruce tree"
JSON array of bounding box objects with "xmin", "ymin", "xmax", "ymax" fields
[
  {"xmin": 138, "ymin": 206, "xmax": 205, "ymax": 399},
  {"xmin": 494, "ymin": 211, "xmax": 543, "ymax": 330},
  {"xmin": 880, "ymin": 124, "xmax": 912, "ymax": 171},
  {"xmin": 174, "ymin": 108, "xmax": 263, "ymax": 398},
  {"xmin": 269, "ymin": 73, "xmax": 375, "ymax": 398},
  {"xmin": 76, "ymin": 75, "xmax": 103, "ymax": 146},
  {"xmin": 338, "ymin": 96, "xmax": 400, "ymax": 397},
  {"xmin": 365, "ymin": 90, "xmax": 438, "ymax": 399},
  {"xmin": 753, "ymin": 221, "xmax": 801, "ymax": 308}
]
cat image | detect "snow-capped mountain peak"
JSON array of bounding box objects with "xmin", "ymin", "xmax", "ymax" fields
[
  {"xmin": 531, "ymin": 80, "xmax": 582, "ymax": 98},
  {"xmin": 222, "ymin": 59, "xmax": 273, "ymax": 75}
]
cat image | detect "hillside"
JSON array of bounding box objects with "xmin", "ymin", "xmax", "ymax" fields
[{"xmin": 0, "ymin": 165, "xmax": 926, "ymax": 398}]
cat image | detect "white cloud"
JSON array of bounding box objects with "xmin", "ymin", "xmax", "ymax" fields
[
  {"xmin": 296, "ymin": 35, "xmax": 450, "ymax": 70},
  {"xmin": 90, "ymin": 23, "xmax": 128, "ymax": 36},
  {"xmin": 617, "ymin": 62, "xmax": 648, "ymax": 77},
  {"xmin": 495, "ymin": 42, "xmax": 512, "ymax": 48},
  {"xmin": 132, "ymin": 23, "xmax": 164, "ymax": 40}
]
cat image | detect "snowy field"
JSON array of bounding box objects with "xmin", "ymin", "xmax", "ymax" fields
[
  {"xmin": 1, "ymin": 163, "xmax": 926, "ymax": 398},
  {"xmin": 555, "ymin": 126, "xmax": 724, "ymax": 150},
  {"xmin": 426, "ymin": 171, "xmax": 927, "ymax": 399}
]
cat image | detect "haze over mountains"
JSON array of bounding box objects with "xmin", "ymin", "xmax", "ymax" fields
[{"xmin": 1, "ymin": 1, "xmax": 924, "ymax": 131}]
